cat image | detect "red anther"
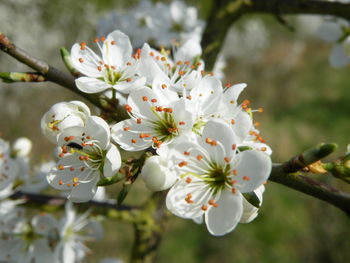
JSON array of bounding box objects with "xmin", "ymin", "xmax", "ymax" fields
[
  {"xmin": 79, "ymin": 58, "xmax": 84, "ymax": 63},
  {"xmin": 184, "ymin": 151, "xmax": 190, "ymax": 156},
  {"xmin": 81, "ymin": 142, "xmax": 87, "ymax": 147},
  {"xmin": 139, "ymin": 133, "xmax": 150, "ymax": 138},
  {"xmin": 186, "ymin": 177, "xmax": 192, "ymax": 184},
  {"xmin": 61, "ymin": 146, "xmax": 68, "ymax": 153},
  {"xmin": 232, "ymin": 188, "xmax": 236, "ymax": 194},
  {"xmin": 79, "ymin": 156, "xmax": 85, "ymax": 161},
  {"xmin": 142, "ymin": 96, "xmax": 148, "ymax": 101},
  {"xmin": 93, "ymin": 38, "xmax": 99, "ymax": 43},
  {"xmin": 196, "ymin": 155, "xmax": 203, "ymax": 161},
  {"xmin": 210, "ymin": 140, "xmax": 217, "ymax": 146},
  {"xmin": 64, "ymin": 136, "xmax": 74, "ymax": 142},
  {"xmin": 178, "ymin": 70, "xmax": 185, "ymax": 76},
  {"xmin": 155, "ymin": 106, "xmax": 163, "ymax": 112},
  {"xmin": 232, "ymin": 169, "xmax": 237, "ymax": 176},
  {"xmin": 126, "ymin": 78, "xmax": 132, "ymax": 82},
  {"xmin": 184, "ymin": 61, "xmax": 190, "ymax": 65},
  {"xmin": 224, "ymin": 157, "xmax": 230, "ymax": 163},
  {"xmin": 243, "ymin": 176, "xmax": 250, "ymax": 181},
  {"xmin": 225, "ymin": 83, "xmax": 232, "ymax": 88},
  {"xmin": 97, "ymin": 66, "xmax": 102, "ymax": 71},
  {"xmin": 125, "ymin": 104, "xmax": 132, "ymax": 112},
  {"xmin": 100, "ymin": 36, "xmax": 106, "ymax": 42},
  {"xmin": 191, "ymin": 65, "xmax": 195, "ymax": 69},
  {"xmin": 86, "ymin": 136, "xmax": 91, "ymax": 139},
  {"xmin": 151, "ymin": 98, "xmax": 157, "ymax": 103},
  {"xmin": 201, "ymin": 205, "xmax": 208, "ymax": 211},
  {"xmin": 179, "ymin": 121, "xmax": 185, "ymax": 125},
  {"xmin": 230, "ymin": 179, "xmax": 238, "ymax": 185},
  {"xmin": 111, "ymin": 40, "xmax": 116, "ymax": 45},
  {"xmin": 178, "ymin": 161, "xmax": 188, "ymax": 167},
  {"xmin": 80, "ymin": 42, "xmax": 86, "ymax": 50},
  {"xmin": 161, "ymin": 84, "xmax": 167, "ymax": 89},
  {"xmin": 131, "ymin": 139, "xmax": 137, "ymax": 144},
  {"xmin": 58, "ymin": 165, "xmax": 64, "ymax": 170},
  {"xmin": 59, "ymin": 179, "xmax": 63, "ymax": 185},
  {"xmin": 231, "ymin": 119, "xmax": 235, "ymax": 125},
  {"xmin": 70, "ymin": 167, "xmax": 75, "ymax": 171},
  {"xmin": 133, "ymin": 48, "xmax": 141, "ymax": 59},
  {"xmin": 163, "ymin": 108, "xmax": 173, "ymax": 113},
  {"xmin": 136, "ymin": 118, "xmax": 142, "ymax": 124},
  {"xmin": 209, "ymin": 200, "xmax": 219, "ymax": 208},
  {"xmin": 205, "ymin": 138, "xmax": 212, "ymax": 144}
]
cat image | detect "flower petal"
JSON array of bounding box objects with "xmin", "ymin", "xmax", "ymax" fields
[
  {"xmin": 103, "ymin": 144, "xmax": 121, "ymax": 178},
  {"xmin": 205, "ymin": 190, "xmax": 243, "ymax": 236},
  {"xmin": 235, "ymin": 150, "xmax": 271, "ymax": 193},
  {"xmin": 76, "ymin": 77, "xmax": 110, "ymax": 94},
  {"xmin": 68, "ymin": 175, "xmax": 99, "ymax": 203},
  {"xmin": 71, "ymin": 44, "xmax": 103, "ymax": 77}
]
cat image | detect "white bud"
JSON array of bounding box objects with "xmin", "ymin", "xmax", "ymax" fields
[
  {"xmin": 13, "ymin": 137, "xmax": 32, "ymax": 157},
  {"xmin": 240, "ymin": 185, "xmax": 265, "ymax": 224},
  {"xmin": 141, "ymin": 156, "xmax": 177, "ymax": 191},
  {"xmin": 41, "ymin": 101, "xmax": 90, "ymax": 143}
]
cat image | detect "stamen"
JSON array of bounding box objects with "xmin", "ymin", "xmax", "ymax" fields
[
  {"xmin": 178, "ymin": 161, "xmax": 188, "ymax": 167},
  {"xmin": 125, "ymin": 104, "xmax": 132, "ymax": 112},
  {"xmin": 184, "ymin": 151, "xmax": 190, "ymax": 156},
  {"xmin": 232, "ymin": 144, "xmax": 237, "ymax": 150},
  {"xmin": 142, "ymin": 96, "xmax": 148, "ymax": 101},
  {"xmin": 161, "ymin": 84, "xmax": 167, "ymax": 89},
  {"xmin": 179, "ymin": 121, "xmax": 185, "ymax": 125},
  {"xmin": 243, "ymin": 176, "xmax": 250, "ymax": 181},
  {"xmin": 186, "ymin": 177, "xmax": 192, "ymax": 183},
  {"xmin": 201, "ymin": 205, "xmax": 208, "ymax": 211},
  {"xmin": 131, "ymin": 139, "xmax": 137, "ymax": 144}
]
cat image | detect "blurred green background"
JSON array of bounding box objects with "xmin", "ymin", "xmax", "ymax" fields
[{"xmin": 0, "ymin": 0, "xmax": 349, "ymax": 262}]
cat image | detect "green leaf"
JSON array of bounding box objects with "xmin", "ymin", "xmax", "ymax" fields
[{"xmin": 117, "ymin": 183, "xmax": 132, "ymax": 206}]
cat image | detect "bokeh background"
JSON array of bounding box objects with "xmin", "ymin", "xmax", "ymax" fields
[{"xmin": 1, "ymin": 0, "xmax": 350, "ymax": 262}]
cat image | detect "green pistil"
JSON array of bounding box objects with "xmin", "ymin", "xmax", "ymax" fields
[{"xmin": 151, "ymin": 110, "xmax": 178, "ymax": 142}]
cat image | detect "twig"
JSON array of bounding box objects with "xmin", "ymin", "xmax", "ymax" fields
[{"xmin": 0, "ymin": 33, "xmax": 101, "ymax": 108}]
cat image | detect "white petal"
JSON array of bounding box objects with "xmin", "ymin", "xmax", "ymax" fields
[
  {"xmin": 200, "ymin": 119, "xmax": 236, "ymax": 164},
  {"xmin": 111, "ymin": 119, "xmax": 152, "ymax": 151},
  {"xmin": 68, "ymin": 175, "xmax": 99, "ymax": 202},
  {"xmin": 76, "ymin": 76, "xmax": 110, "ymax": 94},
  {"xmin": 231, "ymin": 110, "xmax": 253, "ymax": 143},
  {"xmin": 174, "ymin": 37, "xmax": 202, "ymax": 62},
  {"xmin": 112, "ymin": 76, "xmax": 146, "ymax": 94},
  {"xmin": 103, "ymin": 30, "xmax": 133, "ymax": 67},
  {"xmin": 205, "ymin": 191, "xmax": 243, "ymax": 236},
  {"xmin": 235, "ymin": 150, "xmax": 271, "ymax": 193},
  {"xmin": 13, "ymin": 137, "xmax": 32, "ymax": 157},
  {"xmin": 128, "ymin": 87, "xmax": 159, "ymax": 120},
  {"xmin": 103, "ymin": 144, "xmax": 121, "ymax": 178},
  {"xmin": 85, "ymin": 116, "xmax": 111, "ymax": 149},
  {"xmin": 71, "ymin": 44, "xmax": 103, "ymax": 77}
]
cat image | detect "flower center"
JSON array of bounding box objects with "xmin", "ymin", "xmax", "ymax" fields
[{"xmin": 151, "ymin": 110, "xmax": 178, "ymax": 142}]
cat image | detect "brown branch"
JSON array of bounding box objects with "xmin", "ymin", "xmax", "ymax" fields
[
  {"xmin": 0, "ymin": 33, "xmax": 102, "ymax": 108},
  {"xmin": 201, "ymin": 0, "xmax": 350, "ymax": 70}
]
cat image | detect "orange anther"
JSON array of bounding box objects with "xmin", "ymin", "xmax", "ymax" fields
[
  {"xmin": 151, "ymin": 98, "xmax": 157, "ymax": 103},
  {"xmin": 225, "ymin": 83, "xmax": 232, "ymax": 88},
  {"xmin": 136, "ymin": 118, "xmax": 142, "ymax": 124},
  {"xmin": 125, "ymin": 104, "xmax": 132, "ymax": 112},
  {"xmin": 161, "ymin": 57, "xmax": 166, "ymax": 61},
  {"xmin": 224, "ymin": 157, "xmax": 230, "ymax": 163},
  {"xmin": 178, "ymin": 121, "xmax": 185, "ymax": 125},
  {"xmin": 73, "ymin": 177, "xmax": 79, "ymax": 183},
  {"xmin": 163, "ymin": 108, "xmax": 173, "ymax": 113},
  {"xmin": 131, "ymin": 139, "xmax": 137, "ymax": 144},
  {"xmin": 258, "ymin": 107, "xmax": 264, "ymax": 113},
  {"xmin": 201, "ymin": 205, "xmax": 208, "ymax": 211},
  {"xmin": 100, "ymin": 36, "xmax": 106, "ymax": 42},
  {"xmin": 59, "ymin": 179, "xmax": 63, "ymax": 185},
  {"xmin": 233, "ymin": 169, "xmax": 237, "ymax": 176},
  {"xmin": 97, "ymin": 66, "xmax": 102, "ymax": 71},
  {"xmin": 232, "ymin": 144, "xmax": 237, "ymax": 150},
  {"xmin": 161, "ymin": 84, "xmax": 167, "ymax": 89},
  {"xmin": 186, "ymin": 95, "xmax": 192, "ymax": 100},
  {"xmin": 80, "ymin": 42, "xmax": 86, "ymax": 50},
  {"xmin": 79, "ymin": 58, "xmax": 84, "ymax": 63},
  {"xmin": 178, "ymin": 161, "xmax": 188, "ymax": 167},
  {"xmin": 58, "ymin": 165, "xmax": 64, "ymax": 170},
  {"xmin": 209, "ymin": 200, "xmax": 219, "ymax": 208},
  {"xmin": 243, "ymin": 176, "xmax": 250, "ymax": 181},
  {"xmin": 231, "ymin": 119, "xmax": 235, "ymax": 125},
  {"xmin": 142, "ymin": 96, "xmax": 148, "ymax": 101},
  {"xmin": 178, "ymin": 70, "xmax": 185, "ymax": 76},
  {"xmin": 139, "ymin": 133, "xmax": 150, "ymax": 138},
  {"xmin": 232, "ymin": 188, "xmax": 236, "ymax": 194},
  {"xmin": 184, "ymin": 151, "xmax": 190, "ymax": 156},
  {"xmin": 149, "ymin": 52, "xmax": 154, "ymax": 56},
  {"xmin": 196, "ymin": 155, "xmax": 203, "ymax": 161},
  {"xmin": 111, "ymin": 40, "xmax": 116, "ymax": 45},
  {"xmin": 64, "ymin": 136, "xmax": 74, "ymax": 142},
  {"xmin": 93, "ymin": 38, "xmax": 99, "ymax": 43},
  {"xmin": 126, "ymin": 78, "xmax": 132, "ymax": 82},
  {"xmin": 261, "ymin": 147, "xmax": 267, "ymax": 152},
  {"xmin": 80, "ymin": 167, "xmax": 85, "ymax": 172},
  {"xmin": 205, "ymin": 138, "xmax": 212, "ymax": 144},
  {"xmin": 123, "ymin": 127, "xmax": 130, "ymax": 132},
  {"xmin": 254, "ymin": 122, "xmax": 260, "ymax": 127},
  {"xmin": 186, "ymin": 177, "xmax": 192, "ymax": 183}
]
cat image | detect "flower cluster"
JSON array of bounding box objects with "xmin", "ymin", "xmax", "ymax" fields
[
  {"xmin": 0, "ymin": 200, "xmax": 103, "ymax": 263},
  {"xmin": 35, "ymin": 29, "xmax": 273, "ymax": 236}
]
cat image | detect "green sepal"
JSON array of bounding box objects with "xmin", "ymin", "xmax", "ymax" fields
[
  {"xmin": 97, "ymin": 173, "xmax": 125, "ymax": 186},
  {"xmin": 237, "ymin": 146, "xmax": 252, "ymax": 152},
  {"xmin": 117, "ymin": 183, "xmax": 132, "ymax": 206}
]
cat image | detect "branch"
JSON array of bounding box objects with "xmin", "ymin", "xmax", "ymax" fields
[
  {"xmin": 268, "ymin": 143, "xmax": 350, "ymax": 216},
  {"xmin": 0, "ymin": 33, "xmax": 101, "ymax": 108},
  {"xmin": 201, "ymin": 0, "xmax": 350, "ymax": 70},
  {"xmin": 10, "ymin": 191, "xmax": 141, "ymax": 221}
]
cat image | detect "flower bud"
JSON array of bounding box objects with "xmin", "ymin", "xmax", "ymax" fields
[
  {"xmin": 41, "ymin": 101, "xmax": 90, "ymax": 143},
  {"xmin": 12, "ymin": 137, "xmax": 32, "ymax": 157},
  {"xmin": 141, "ymin": 156, "xmax": 177, "ymax": 191}
]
